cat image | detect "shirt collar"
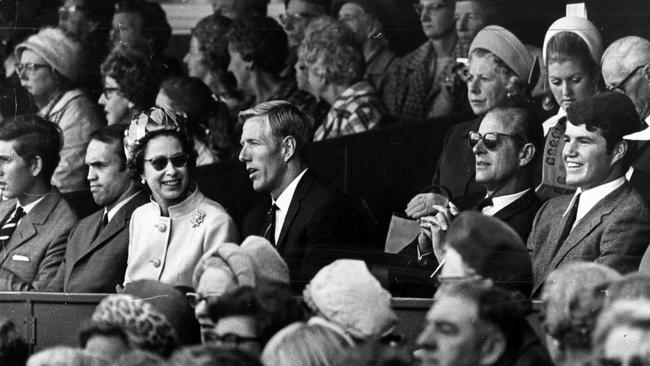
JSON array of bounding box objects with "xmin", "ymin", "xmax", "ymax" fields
[
  {"xmin": 542, "ymin": 108, "xmax": 567, "ymax": 136},
  {"xmin": 106, "ymin": 190, "xmax": 141, "ymax": 222},
  {"xmin": 273, "ymin": 169, "xmax": 308, "ymax": 212},
  {"xmin": 482, "ymin": 188, "xmax": 530, "ymax": 216},
  {"xmin": 568, "ymin": 176, "xmax": 627, "ymax": 220},
  {"xmin": 17, "ymin": 196, "xmax": 46, "ymax": 215}
]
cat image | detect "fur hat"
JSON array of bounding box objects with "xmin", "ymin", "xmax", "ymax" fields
[
  {"xmin": 15, "ymin": 27, "xmax": 82, "ymax": 83},
  {"xmin": 446, "ymin": 211, "xmax": 533, "ymax": 296},
  {"xmin": 303, "ymin": 259, "xmax": 397, "ymax": 341},
  {"xmin": 240, "ymin": 235, "xmax": 290, "ymax": 289},
  {"xmin": 92, "ymin": 294, "xmax": 176, "ymax": 356}
]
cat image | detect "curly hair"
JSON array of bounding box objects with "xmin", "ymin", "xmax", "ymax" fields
[
  {"xmin": 226, "ymin": 17, "xmax": 288, "ymax": 75},
  {"xmin": 298, "ymin": 15, "xmax": 357, "ymax": 65},
  {"xmin": 309, "ymin": 40, "xmax": 365, "ymax": 86},
  {"xmin": 101, "ymin": 44, "xmax": 162, "ymax": 112},
  {"xmin": 114, "ymin": 0, "xmax": 172, "ymax": 55},
  {"xmin": 470, "ymin": 47, "xmax": 528, "ymax": 104},
  {"xmin": 192, "ymin": 14, "xmax": 233, "ymax": 73}
]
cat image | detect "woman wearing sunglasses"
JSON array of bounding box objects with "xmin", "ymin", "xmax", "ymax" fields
[
  {"xmin": 537, "ymin": 17, "xmax": 603, "ymax": 199},
  {"xmin": 123, "ymin": 107, "xmax": 238, "ymax": 288}
]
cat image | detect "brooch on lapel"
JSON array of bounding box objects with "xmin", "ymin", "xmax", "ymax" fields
[{"xmin": 191, "ymin": 209, "xmax": 206, "ymax": 228}]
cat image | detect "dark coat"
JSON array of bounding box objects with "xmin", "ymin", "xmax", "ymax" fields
[
  {"xmin": 241, "ymin": 170, "xmax": 362, "ymax": 290},
  {"xmin": 47, "ymin": 190, "xmax": 149, "ymax": 293},
  {"xmin": 0, "ymin": 188, "xmax": 77, "ymax": 291},
  {"xmin": 389, "ymin": 189, "xmax": 541, "ymax": 298},
  {"xmin": 528, "ymin": 182, "xmax": 650, "ymax": 295}
]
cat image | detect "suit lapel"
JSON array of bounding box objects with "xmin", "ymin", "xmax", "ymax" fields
[
  {"xmin": 277, "ymin": 171, "xmax": 314, "ymax": 249},
  {"xmin": 546, "ymin": 184, "xmax": 629, "ymax": 273},
  {"xmin": 2, "ymin": 189, "xmax": 60, "ymax": 258},
  {"xmin": 493, "ymin": 189, "xmax": 537, "ymax": 222}
]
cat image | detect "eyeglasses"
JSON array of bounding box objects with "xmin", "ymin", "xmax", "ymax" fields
[
  {"xmin": 144, "ymin": 154, "xmax": 189, "ymax": 171},
  {"xmin": 413, "ymin": 2, "xmax": 451, "ymax": 16},
  {"xmin": 468, "ymin": 131, "xmax": 522, "ymax": 150},
  {"xmin": 186, "ymin": 292, "xmax": 220, "ymax": 308},
  {"xmin": 14, "ymin": 63, "xmax": 50, "ymax": 76},
  {"xmin": 204, "ymin": 332, "xmax": 261, "ymax": 346},
  {"xmin": 101, "ymin": 87, "xmax": 120, "ymax": 99},
  {"xmin": 606, "ymin": 64, "xmax": 647, "ymax": 93}
]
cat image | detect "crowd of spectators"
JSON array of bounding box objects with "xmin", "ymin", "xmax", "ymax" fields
[{"xmin": 1, "ymin": 0, "xmax": 650, "ymax": 365}]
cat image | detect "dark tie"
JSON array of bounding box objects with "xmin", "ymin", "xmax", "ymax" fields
[
  {"xmin": 476, "ymin": 196, "xmax": 493, "ymax": 211},
  {"xmin": 101, "ymin": 212, "xmax": 109, "ymax": 228},
  {"xmin": 557, "ymin": 193, "xmax": 581, "ymax": 246},
  {"xmin": 0, "ymin": 206, "xmax": 25, "ymax": 244},
  {"xmin": 264, "ymin": 203, "xmax": 279, "ymax": 245}
]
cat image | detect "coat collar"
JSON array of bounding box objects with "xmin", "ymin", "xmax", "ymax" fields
[{"xmin": 276, "ymin": 170, "xmax": 316, "ymax": 248}]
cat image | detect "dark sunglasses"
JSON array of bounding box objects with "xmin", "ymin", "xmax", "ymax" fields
[
  {"xmin": 204, "ymin": 332, "xmax": 261, "ymax": 346},
  {"xmin": 144, "ymin": 154, "xmax": 189, "ymax": 171},
  {"xmin": 606, "ymin": 64, "xmax": 647, "ymax": 92},
  {"xmin": 467, "ymin": 131, "xmax": 522, "ymax": 150}
]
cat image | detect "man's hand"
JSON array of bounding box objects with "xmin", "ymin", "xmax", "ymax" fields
[
  {"xmin": 405, "ymin": 193, "xmax": 449, "ymax": 219},
  {"xmin": 417, "ymin": 204, "xmax": 460, "ymax": 262}
]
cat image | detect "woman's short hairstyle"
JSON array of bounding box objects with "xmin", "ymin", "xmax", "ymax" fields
[
  {"xmin": 470, "ymin": 47, "xmax": 528, "ymax": 104},
  {"xmin": 0, "ymin": 115, "xmax": 63, "ymax": 182},
  {"xmin": 192, "ymin": 14, "xmax": 233, "ymax": 73},
  {"xmin": 101, "ymin": 44, "xmax": 162, "ymax": 112},
  {"xmin": 261, "ymin": 322, "xmax": 350, "ymax": 366},
  {"xmin": 159, "ymin": 77, "xmax": 220, "ymax": 137},
  {"xmin": 114, "ymin": 0, "xmax": 172, "ymax": 55},
  {"xmin": 226, "ymin": 17, "xmax": 288, "ymax": 75}
]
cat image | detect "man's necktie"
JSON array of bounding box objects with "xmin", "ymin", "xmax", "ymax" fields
[
  {"xmin": 264, "ymin": 204, "xmax": 279, "ymax": 245},
  {"xmin": 0, "ymin": 207, "xmax": 25, "ymax": 244},
  {"xmin": 101, "ymin": 212, "xmax": 109, "ymax": 229},
  {"xmin": 476, "ymin": 196, "xmax": 493, "ymax": 211},
  {"xmin": 557, "ymin": 193, "xmax": 581, "ymax": 246}
]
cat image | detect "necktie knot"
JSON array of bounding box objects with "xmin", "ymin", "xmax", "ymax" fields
[
  {"xmin": 477, "ymin": 196, "xmax": 493, "ymax": 210},
  {"xmin": 0, "ymin": 206, "xmax": 25, "ymax": 243}
]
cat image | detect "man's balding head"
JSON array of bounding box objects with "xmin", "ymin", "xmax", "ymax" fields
[{"xmin": 602, "ymin": 36, "xmax": 650, "ymax": 120}]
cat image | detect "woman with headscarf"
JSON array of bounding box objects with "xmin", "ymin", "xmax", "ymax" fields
[
  {"xmin": 536, "ymin": 17, "xmax": 603, "ymax": 199},
  {"xmin": 405, "ymin": 25, "xmax": 537, "ymax": 216},
  {"xmin": 123, "ymin": 107, "xmax": 238, "ymax": 288},
  {"xmin": 15, "ymin": 27, "xmax": 103, "ymax": 194}
]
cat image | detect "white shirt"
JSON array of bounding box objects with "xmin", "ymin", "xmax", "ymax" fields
[
  {"xmin": 272, "ymin": 169, "xmax": 308, "ymax": 243},
  {"xmin": 105, "ymin": 190, "xmax": 141, "ymax": 222},
  {"xmin": 542, "ymin": 108, "xmax": 567, "ymax": 136},
  {"xmin": 624, "ymin": 116, "xmax": 650, "ymax": 180},
  {"xmin": 481, "ymin": 189, "xmax": 531, "ymax": 216},
  {"xmin": 11, "ymin": 196, "xmax": 46, "ymax": 226},
  {"xmin": 565, "ymin": 176, "xmax": 627, "ymax": 229}
]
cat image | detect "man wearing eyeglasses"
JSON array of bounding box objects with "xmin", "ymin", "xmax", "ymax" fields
[
  {"xmin": 390, "ymin": 107, "xmax": 543, "ymax": 297},
  {"xmin": 47, "ymin": 126, "xmax": 147, "ymax": 293},
  {"xmin": 528, "ymin": 92, "xmax": 650, "ymax": 296}
]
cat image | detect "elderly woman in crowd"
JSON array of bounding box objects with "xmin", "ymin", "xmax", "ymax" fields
[
  {"xmin": 298, "ymin": 19, "xmax": 388, "ymax": 141},
  {"xmin": 226, "ymin": 16, "xmax": 317, "ymax": 119},
  {"xmin": 541, "ymin": 262, "xmax": 621, "ymax": 366},
  {"xmin": 191, "ymin": 236, "xmax": 290, "ymax": 343},
  {"xmin": 536, "ymin": 17, "xmax": 603, "ymax": 198},
  {"xmin": 332, "ymin": 0, "xmax": 398, "ymax": 98},
  {"xmin": 184, "ymin": 14, "xmax": 246, "ymax": 118},
  {"xmin": 156, "ymin": 76, "xmax": 230, "ymax": 165},
  {"xmin": 99, "ymin": 44, "xmax": 162, "ymax": 126},
  {"xmin": 123, "ymin": 107, "xmax": 238, "ymax": 288},
  {"xmin": 15, "ymin": 27, "xmax": 103, "ymax": 195},
  {"xmin": 406, "ymin": 25, "xmax": 536, "ymax": 216}
]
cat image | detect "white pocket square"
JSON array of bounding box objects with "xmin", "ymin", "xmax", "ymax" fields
[{"xmin": 11, "ymin": 255, "xmax": 29, "ymax": 262}]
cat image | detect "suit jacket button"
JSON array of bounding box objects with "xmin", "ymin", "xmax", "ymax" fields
[
  {"xmin": 151, "ymin": 259, "xmax": 161, "ymax": 267},
  {"xmin": 156, "ymin": 223, "xmax": 167, "ymax": 232}
]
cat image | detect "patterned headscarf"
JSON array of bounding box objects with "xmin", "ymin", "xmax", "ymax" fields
[{"xmin": 123, "ymin": 106, "xmax": 190, "ymax": 161}]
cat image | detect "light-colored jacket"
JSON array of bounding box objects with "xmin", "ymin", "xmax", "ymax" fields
[
  {"xmin": 39, "ymin": 89, "xmax": 104, "ymax": 193},
  {"xmin": 124, "ymin": 186, "xmax": 238, "ymax": 287}
]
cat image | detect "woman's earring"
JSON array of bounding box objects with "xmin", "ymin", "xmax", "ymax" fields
[
  {"xmin": 140, "ymin": 178, "xmax": 146, "ymax": 185},
  {"xmin": 506, "ymin": 91, "xmax": 513, "ymax": 98}
]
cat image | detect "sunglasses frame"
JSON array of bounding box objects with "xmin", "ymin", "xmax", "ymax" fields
[
  {"xmin": 144, "ymin": 153, "xmax": 189, "ymax": 171},
  {"xmin": 467, "ymin": 131, "xmax": 522, "ymax": 150}
]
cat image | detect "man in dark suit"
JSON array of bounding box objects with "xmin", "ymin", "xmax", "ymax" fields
[
  {"xmin": 0, "ymin": 115, "xmax": 78, "ymax": 291},
  {"xmin": 47, "ymin": 126, "xmax": 147, "ymax": 293},
  {"xmin": 391, "ymin": 107, "xmax": 543, "ymax": 297},
  {"xmin": 528, "ymin": 92, "xmax": 650, "ymax": 296},
  {"xmin": 239, "ymin": 101, "xmax": 360, "ymax": 289}
]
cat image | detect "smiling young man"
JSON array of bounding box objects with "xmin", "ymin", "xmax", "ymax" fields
[
  {"xmin": 528, "ymin": 92, "xmax": 650, "ymax": 296},
  {"xmin": 239, "ymin": 101, "xmax": 361, "ymax": 289},
  {"xmin": 47, "ymin": 126, "xmax": 147, "ymax": 293},
  {"xmin": 0, "ymin": 115, "xmax": 78, "ymax": 291}
]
